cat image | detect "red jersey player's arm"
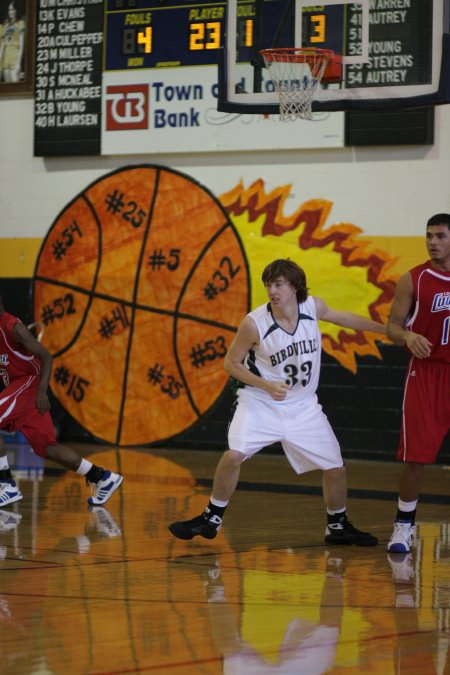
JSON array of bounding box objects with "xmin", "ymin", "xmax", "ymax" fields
[
  {"xmin": 12, "ymin": 322, "xmax": 52, "ymax": 414},
  {"xmin": 387, "ymin": 272, "xmax": 432, "ymax": 359}
]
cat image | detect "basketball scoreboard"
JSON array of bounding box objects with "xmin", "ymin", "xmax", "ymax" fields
[
  {"xmin": 105, "ymin": 0, "xmax": 228, "ymax": 70},
  {"xmin": 34, "ymin": 0, "xmax": 448, "ymax": 156},
  {"xmin": 103, "ymin": 0, "xmax": 341, "ymax": 71}
]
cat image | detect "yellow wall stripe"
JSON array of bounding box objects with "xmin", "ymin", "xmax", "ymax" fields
[
  {"xmin": 0, "ymin": 235, "xmax": 426, "ymax": 279},
  {"xmin": 0, "ymin": 239, "xmax": 43, "ymax": 278}
]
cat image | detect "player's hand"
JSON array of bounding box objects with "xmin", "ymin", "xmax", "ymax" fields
[
  {"xmin": 35, "ymin": 391, "xmax": 51, "ymax": 414},
  {"xmin": 405, "ymin": 332, "xmax": 432, "ymax": 358},
  {"xmin": 265, "ymin": 380, "xmax": 291, "ymax": 401}
]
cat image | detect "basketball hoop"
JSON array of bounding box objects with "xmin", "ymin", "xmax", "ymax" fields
[{"xmin": 260, "ymin": 48, "xmax": 341, "ymax": 121}]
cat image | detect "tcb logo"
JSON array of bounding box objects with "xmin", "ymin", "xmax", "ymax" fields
[{"xmin": 106, "ymin": 85, "xmax": 149, "ymax": 131}]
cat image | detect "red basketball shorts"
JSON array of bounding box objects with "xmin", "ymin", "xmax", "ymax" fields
[
  {"xmin": 0, "ymin": 375, "xmax": 57, "ymax": 458},
  {"xmin": 398, "ymin": 358, "xmax": 450, "ymax": 463}
]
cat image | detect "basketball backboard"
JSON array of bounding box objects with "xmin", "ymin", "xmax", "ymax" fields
[{"xmin": 218, "ymin": 0, "xmax": 450, "ymax": 113}]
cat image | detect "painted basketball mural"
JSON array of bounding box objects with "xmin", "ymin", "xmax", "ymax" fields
[
  {"xmin": 33, "ymin": 166, "xmax": 249, "ymax": 446},
  {"xmin": 33, "ymin": 165, "xmax": 397, "ymax": 446}
]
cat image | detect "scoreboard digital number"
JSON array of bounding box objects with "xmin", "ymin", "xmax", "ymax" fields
[
  {"xmin": 105, "ymin": 1, "xmax": 227, "ymax": 70},
  {"xmin": 105, "ymin": 0, "xmax": 332, "ymax": 71}
]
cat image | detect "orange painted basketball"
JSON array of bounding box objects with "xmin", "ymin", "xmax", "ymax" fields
[{"xmin": 33, "ymin": 166, "xmax": 249, "ymax": 445}]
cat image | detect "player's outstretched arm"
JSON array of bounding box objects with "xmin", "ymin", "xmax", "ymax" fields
[{"xmin": 313, "ymin": 296, "xmax": 386, "ymax": 335}]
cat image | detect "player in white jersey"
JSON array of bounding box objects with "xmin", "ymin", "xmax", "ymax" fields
[{"xmin": 169, "ymin": 259, "xmax": 387, "ymax": 546}]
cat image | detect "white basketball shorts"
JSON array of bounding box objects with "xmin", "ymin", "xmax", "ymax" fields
[{"xmin": 227, "ymin": 391, "xmax": 343, "ymax": 474}]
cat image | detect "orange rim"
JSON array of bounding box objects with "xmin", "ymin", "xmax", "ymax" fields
[{"xmin": 260, "ymin": 47, "xmax": 334, "ymax": 64}]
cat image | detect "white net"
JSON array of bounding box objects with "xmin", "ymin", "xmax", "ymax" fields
[{"xmin": 261, "ymin": 49, "xmax": 331, "ymax": 121}]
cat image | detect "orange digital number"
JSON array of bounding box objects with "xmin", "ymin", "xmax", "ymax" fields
[
  {"xmin": 189, "ymin": 21, "xmax": 221, "ymax": 50},
  {"xmin": 310, "ymin": 14, "xmax": 326, "ymax": 43},
  {"xmin": 245, "ymin": 19, "xmax": 253, "ymax": 47},
  {"xmin": 137, "ymin": 26, "xmax": 152, "ymax": 53}
]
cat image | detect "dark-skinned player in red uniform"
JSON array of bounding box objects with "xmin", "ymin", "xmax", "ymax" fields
[
  {"xmin": 0, "ymin": 293, "xmax": 123, "ymax": 508},
  {"xmin": 387, "ymin": 213, "xmax": 450, "ymax": 553}
]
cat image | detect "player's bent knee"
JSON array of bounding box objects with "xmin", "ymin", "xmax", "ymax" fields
[
  {"xmin": 323, "ymin": 464, "xmax": 346, "ymax": 477},
  {"xmin": 223, "ymin": 448, "xmax": 248, "ymax": 466}
]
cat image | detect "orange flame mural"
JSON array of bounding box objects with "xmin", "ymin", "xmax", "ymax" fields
[{"xmin": 221, "ymin": 179, "xmax": 398, "ymax": 373}]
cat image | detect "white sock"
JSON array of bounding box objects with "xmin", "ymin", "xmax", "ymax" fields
[
  {"xmin": 0, "ymin": 457, "xmax": 9, "ymax": 471},
  {"xmin": 327, "ymin": 507, "xmax": 346, "ymax": 516},
  {"xmin": 398, "ymin": 499, "xmax": 417, "ymax": 513},
  {"xmin": 76, "ymin": 458, "xmax": 93, "ymax": 476},
  {"xmin": 210, "ymin": 497, "xmax": 229, "ymax": 508}
]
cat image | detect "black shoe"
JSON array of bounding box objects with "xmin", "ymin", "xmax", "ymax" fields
[
  {"xmin": 325, "ymin": 520, "xmax": 378, "ymax": 546},
  {"xmin": 168, "ymin": 512, "xmax": 221, "ymax": 540}
]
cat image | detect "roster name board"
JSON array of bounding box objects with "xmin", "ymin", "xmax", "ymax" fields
[
  {"xmin": 344, "ymin": 1, "xmax": 433, "ymax": 89},
  {"xmin": 34, "ymin": 0, "xmax": 104, "ymax": 156}
]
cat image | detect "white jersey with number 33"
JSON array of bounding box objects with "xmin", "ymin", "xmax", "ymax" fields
[{"xmin": 240, "ymin": 297, "xmax": 321, "ymax": 404}]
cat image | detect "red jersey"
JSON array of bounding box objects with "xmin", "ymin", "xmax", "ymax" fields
[
  {"xmin": 0, "ymin": 310, "xmax": 42, "ymax": 386},
  {"xmin": 406, "ymin": 261, "xmax": 450, "ymax": 363}
]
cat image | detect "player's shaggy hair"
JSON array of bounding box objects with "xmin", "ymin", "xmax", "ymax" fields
[{"xmin": 262, "ymin": 259, "xmax": 308, "ymax": 303}]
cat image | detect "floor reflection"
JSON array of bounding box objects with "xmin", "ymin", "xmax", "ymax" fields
[
  {"xmin": 170, "ymin": 551, "xmax": 344, "ymax": 674},
  {"xmin": 0, "ymin": 439, "xmax": 448, "ymax": 673}
]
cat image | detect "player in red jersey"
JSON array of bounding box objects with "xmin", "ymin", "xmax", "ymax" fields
[
  {"xmin": 0, "ymin": 293, "xmax": 123, "ymax": 508},
  {"xmin": 387, "ymin": 214, "xmax": 450, "ymax": 553}
]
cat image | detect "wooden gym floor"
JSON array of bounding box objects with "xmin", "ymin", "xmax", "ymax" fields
[{"xmin": 0, "ymin": 441, "xmax": 449, "ymax": 674}]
